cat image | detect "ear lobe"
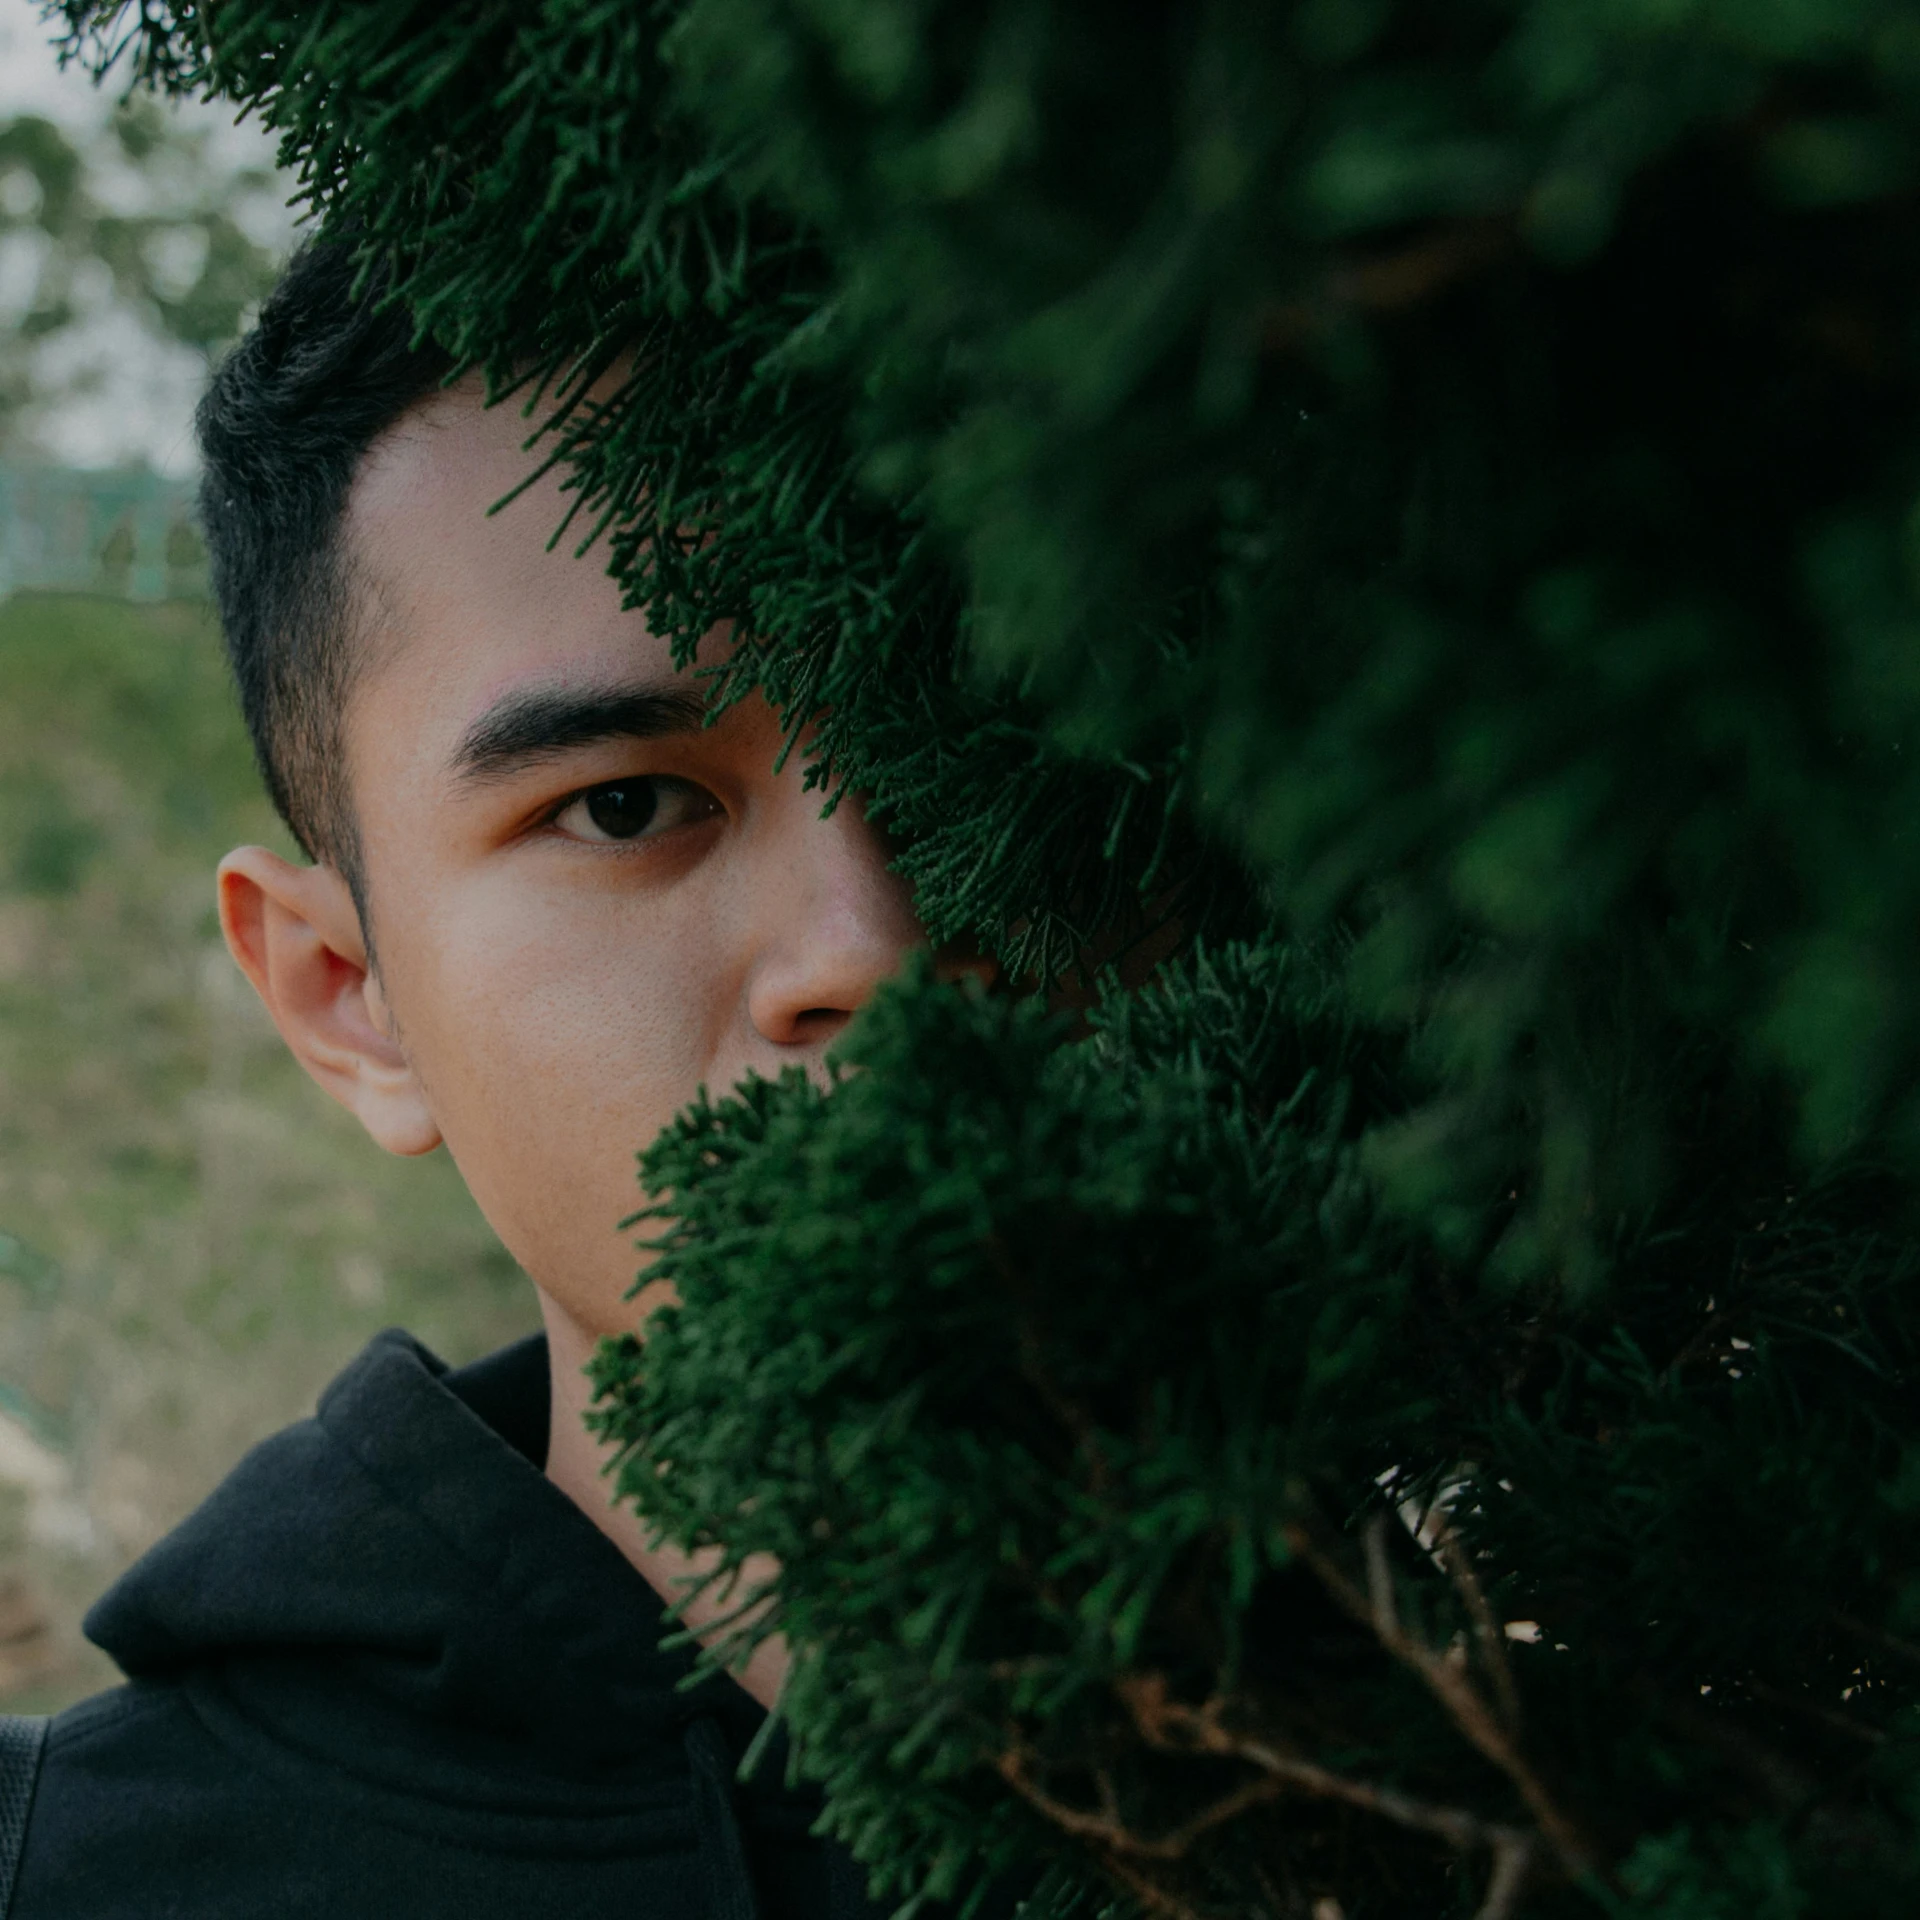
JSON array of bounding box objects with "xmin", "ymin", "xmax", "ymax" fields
[{"xmin": 216, "ymin": 846, "xmax": 443, "ymax": 1157}]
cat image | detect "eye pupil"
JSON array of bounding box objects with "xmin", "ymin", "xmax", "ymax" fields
[{"xmin": 584, "ymin": 782, "xmax": 658, "ymax": 839}]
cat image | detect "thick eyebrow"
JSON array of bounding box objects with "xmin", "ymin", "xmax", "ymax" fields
[{"xmin": 449, "ymin": 679, "xmax": 710, "ymax": 785}]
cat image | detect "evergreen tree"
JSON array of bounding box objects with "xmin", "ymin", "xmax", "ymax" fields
[{"xmin": 55, "ymin": 2, "xmax": 1920, "ymax": 1914}]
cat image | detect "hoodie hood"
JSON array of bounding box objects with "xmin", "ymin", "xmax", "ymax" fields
[{"xmin": 84, "ymin": 1329, "xmax": 772, "ymax": 1803}]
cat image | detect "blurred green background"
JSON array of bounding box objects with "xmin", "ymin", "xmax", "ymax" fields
[
  {"xmin": 0, "ymin": 591, "xmax": 537, "ymax": 1708},
  {"xmin": 0, "ymin": 1, "xmax": 538, "ymax": 1710}
]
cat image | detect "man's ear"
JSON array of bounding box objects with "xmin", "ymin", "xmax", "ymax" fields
[{"xmin": 217, "ymin": 846, "xmax": 442, "ymax": 1157}]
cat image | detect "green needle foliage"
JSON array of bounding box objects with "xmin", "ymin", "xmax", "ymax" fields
[
  {"xmin": 54, "ymin": 0, "xmax": 1920, "ymax": 1913},
  {"xmin": 591, "ymin": 948, "xmax": 1920, "ymax": 1919}
]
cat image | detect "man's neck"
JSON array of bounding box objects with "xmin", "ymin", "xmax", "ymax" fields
[{"xmin": 538, "ymin": 1292, "xmax": 789, "ymax": 1712}]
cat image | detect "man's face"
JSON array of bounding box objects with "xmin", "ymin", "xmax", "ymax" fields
[{"xmin": 229, "ymin": 381, "xmax": 932, "ymax": 1343}]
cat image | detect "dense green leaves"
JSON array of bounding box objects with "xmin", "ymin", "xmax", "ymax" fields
[
  {"xmin": 658, "ymin": 0, "xmax": 1920, "ymax": 1270},
  {"xmin": 593, "ymin": 954, "xmax": 1920, "ymax": 1918},
  {"xmin": 593, "ymin": 949, "xmax": 1451, "ymax": 1914}
]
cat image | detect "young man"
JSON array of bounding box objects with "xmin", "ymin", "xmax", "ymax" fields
[{"xmin": 3, "ymin": 240, "xmax": 974, "ymax": 1916}]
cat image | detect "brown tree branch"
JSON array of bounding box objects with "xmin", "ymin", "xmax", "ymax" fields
[
  {"xmin": 1113, "ymin": 1674, "xmax": 1544, "ymax": 1919},
  {"xmin": 986, "ymin": 1232, "xmax": 1114, "ymax": 1496},
  {"xmin": 1100, "ymin": 1853, "xmax": 1203, "ymax": 1920},
  {"xmin": 995, "ymin": 1741, "xmax": 1287, "ymax": 1863},
  {"xmin": 1745, "ymin": 1677, "xmax": 1887, "ymax": 1747},
  {"xmin": 1476, "ymin": 1827, "xmax": 1541, "ymax": 1920},
  {"xmin": 1832, "ymin": 1610, "xmax": 1920, "ymax": 1671},
  {"xmin": 1431, "ymin": 1520, "xmax": 1523, "ymax": 1737},
  {"xmin": 1285, "ymin": 1515, "xmax": 1602, "ymax": 1886},
  {"xmin": 998, "ymin": 1665, "xmax": 1553, "ymax": 1920}
]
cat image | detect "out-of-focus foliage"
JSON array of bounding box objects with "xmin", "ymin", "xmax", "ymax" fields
[
  {"xmin": 51, "ymin": 0, "xmax": 1920, "ymax": 1265},
  {"xmin": 656, "ymin": 0, "xmax": 1920, "ymax": 1281},
  {"xmin": 49, "ymin": 2, "xmax": 1920, "ymax": 1915},
  {"xmin": 0, "ymin": 93, "xmax": 281, "ymax": 458}
]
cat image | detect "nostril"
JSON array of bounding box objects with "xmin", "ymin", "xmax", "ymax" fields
[{"xmin": 786, "ymin": 1008, "xmax": 849, "ymax": 1045}]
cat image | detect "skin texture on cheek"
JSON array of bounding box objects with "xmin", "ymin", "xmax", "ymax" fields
[
  {"xmin": 361, "ymin": 730, "xmax": 929, "ymax": 1339},
  {"xmin": 373, "ymin": 877, "xmax": 733, "ymax": 1331}
]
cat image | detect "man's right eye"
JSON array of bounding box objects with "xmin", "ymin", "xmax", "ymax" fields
[{"xmin": 552, "ymin": 776, "xmax": 720, "ymax": 844}]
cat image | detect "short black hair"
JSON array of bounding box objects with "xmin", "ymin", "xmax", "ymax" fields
[{"xmin": 196, "ymin": 236, "xmax": 452, "ymax": 912}]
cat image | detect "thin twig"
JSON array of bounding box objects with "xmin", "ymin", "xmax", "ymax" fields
[
  {"xmin": 1660, "ymin": 1305, "xmax": 1736, "ymax": 1384},
  {"xmin": 1114, "ymin": 1675, "xmax": 1535, "ymax": 1865},
  {"xmin": 995, "ymin": 1743, "xmax": 1287, "ymax": 1862},
  {"xmin": 1005, "ymin": 1672, "xmax": 1551, "ymax": 1920},
  {"xmin": 1431, "ymin": 1521, "xmax": 1523, "ymax": 1737},
  {"xmin": 1363, "ymin": 1512, "xmax": 1399, "ymax": 1639},
  {"xmin": 1745, "ymin": 1678, "xmax": 1887, "ymax": 1747},
  {"xmin": 986, "ymin": 1233, "xmax": 1114, "ymax": 1495},
  {"xmin": 1119, "ymin": 1676, "xmax": 1548, "ymax": 1920},
  {"xmin": 1260, "ymin": 219, "xmax": 1513, "ymax": 351},
  {"xmin": 1100, "ymin": 1853, "xmax": 1202, "ymax": 1920},
  {"xmin": 1285, "ymin": 1519, "xmax": 1601, "ymax": 1884},
  {"xmin": 1475, "ymin": 1831, "xmax": 1540, "ymax": 1920},
  {"xmin": 1649, "ymin": 1688, "xmax": 1814, "ymax": 1813}
]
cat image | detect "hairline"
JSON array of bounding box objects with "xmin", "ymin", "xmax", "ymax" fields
[{"xmin": 305, "ymin": 378, "xmax": 484, "ymax": 964}]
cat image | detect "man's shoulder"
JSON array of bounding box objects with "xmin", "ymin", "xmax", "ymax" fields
[
  {"xmin": 34, "ymin": 1677, "xmax": 253, "ymax": 1821},
  {"xmin": 9, "ymin": 1672, "xmax": 712, "ymax": 1920},
  {"xmin": 46, "ymin": 1679, "xmax": 174, "ymax": 1749},
  {"xmin": 11, "ymin": 1678, "xmax": 261, "ymax": 1920}
]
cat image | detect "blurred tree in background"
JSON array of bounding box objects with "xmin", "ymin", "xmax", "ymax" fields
[
  {"xmin": 0, "ymin": 88, "xmax": 281, "ymax": 461},
  {"xmin": 55, "ymin": 3, "xmax": 1920, "ymax": 1917}
]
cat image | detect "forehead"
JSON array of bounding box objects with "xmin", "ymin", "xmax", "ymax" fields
[{"xmin": 340, "ymin": 377, "xmax": 678, "ymax": 755}]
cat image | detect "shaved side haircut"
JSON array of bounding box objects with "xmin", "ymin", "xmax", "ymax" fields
[{"xmin": 196, "ymin": 238, "xmax": 451, "ymax": 917}]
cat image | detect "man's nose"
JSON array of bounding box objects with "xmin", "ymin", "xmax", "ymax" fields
[{"xmin": 745, "ymin": 795, "xmax": 928, "ymax": 1051}]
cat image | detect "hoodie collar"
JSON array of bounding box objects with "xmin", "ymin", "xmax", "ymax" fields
[{"xmin": 86, "ymin": 1330, "xmax": 770, "ymax": 1790}]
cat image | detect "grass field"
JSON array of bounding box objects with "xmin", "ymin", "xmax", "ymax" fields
[{"xmin": 0, "ymin": 591, "xmax": 538, "ymax": 1707}]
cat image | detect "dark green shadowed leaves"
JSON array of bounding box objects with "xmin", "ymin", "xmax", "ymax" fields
[{"xmin": 590, "ymin": 953, "xmax": 1920, "ymax": 1919}]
